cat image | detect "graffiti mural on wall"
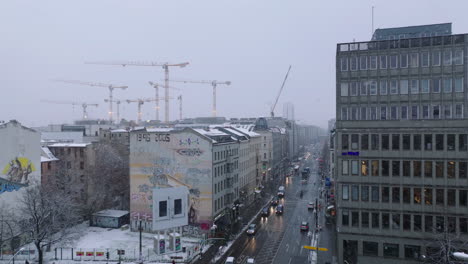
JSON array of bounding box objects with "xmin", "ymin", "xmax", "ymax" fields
[
  {"xmin": 0, "ymin": 157, "xmax": 35, "ymax": 194},
  {"xmin": 179, "ymin": 137, "xmax": 200, "ymax": 146},
  {"xmin": 175, "ymin": 148, "xmax": 204, "ymax": 157}
]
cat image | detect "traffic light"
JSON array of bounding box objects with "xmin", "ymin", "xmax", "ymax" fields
[{"xmin": 106, "ymin": 252, "xmax": 109, "ymax": 259}]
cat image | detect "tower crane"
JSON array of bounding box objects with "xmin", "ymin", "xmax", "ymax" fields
[
  {"xmin": 104, "ymin": 99, "xmax": 122, "ymax": 124},
  {"xmin": 148, "ymin": 81, "xmax": 180, "ymax": 122},
  {"xmin": 53, "ymin": 79, "xmax": 128, "ymax": 123},
  {"xmin": 126, "ymin": 97, "xmax": 172, "ymax": 124},
  {"xmin": 177, "ymin": 95, "xmax": 183, "ymax": 120},
  {"xmin": 41, "ymin": 100, "xmax": 98, "ymax": 120},
  {"xmin": 271, "ymin": 65, "xmax": 292, "ymax": 118},
  {"xmin": 168, "ymin": 79, "xmax": 231, "ymax": 117},
  {"xmin": 85, "ymin": 61, "xmax": 189, "ymax": 123}
]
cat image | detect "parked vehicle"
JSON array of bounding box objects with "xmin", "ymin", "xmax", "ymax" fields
[
  {"xmin": 246, "ymin": 224, "xmax": 257, "ymax": 235},
  {"xmin": 300, "ymin": 221, "xmax": 309, "ymax": 231},
  {"xmin": 247, "ymin": 258, "xmax": 255, "ymax": 263},
  {"xmin": 276, "ymin": 204, "xmax": 284, "ymax": 215},
  {"xmin": 225, "ymin": 257, "xmax": 235, "ymax": 264},
  {"xmin": 307, "ymin": 202, "xmax": 315, "ymax": 210}
]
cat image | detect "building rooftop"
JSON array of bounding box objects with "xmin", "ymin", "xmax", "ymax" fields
[
  {"xmin": 372, "ymin": 23, "xmax": 452, "ymax": 41},
  {"xmin": 48, "ymin": 143, "xmax": 91, "ymax": 148},
  {"xmin": 41, "ymin": 147, "xmax": 59, "ymax": 162},
  {"xmin": 92, "ymin": 209, "xmax": 129, "ymax": 218}
]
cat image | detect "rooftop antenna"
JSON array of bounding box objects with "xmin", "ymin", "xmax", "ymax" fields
[{"xmin": 372, "ymin": 6, "xmax": 375, "ymax": 37}]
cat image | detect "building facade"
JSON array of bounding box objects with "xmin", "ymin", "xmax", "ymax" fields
[{"xmin": 335, "ymin": 24, "xmax": 468, "ymax": 263}]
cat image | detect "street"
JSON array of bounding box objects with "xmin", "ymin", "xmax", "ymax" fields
[{"xmin": 218, "ymin": 152, "xmax": 336, "ymax": 264}]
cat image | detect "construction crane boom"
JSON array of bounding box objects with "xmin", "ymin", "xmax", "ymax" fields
[
  {"xmin": 177, "ymin": 95, "xmax": 183, "ymax": 120},
  {"xmin": 126, "ymin": 97, "xmax": 172, "ymax": 124},
  {"xmin": 271, "ymin": 65, "xmax": 292, "ymax": 118},
  {"xmin": 148, "ymin": 81, "xmax": 181, "ymax": 122},
  {"xmin": 41, "ymin": 99, "xmax": 99, "ymax": 120},
  {"xmin": 168, "ymin": 79, "xmax": 231, "ymax": 117},
  {"xmin": 53, "ymin": 79, "xmax": 128, "ymax": 123},
  {"xmin": 104, "ymin": 99, "xmax": 122, "ymax": 124},
  {"xmin": 86, "ymin": 60, "xmax": 189, "ymax": 122}
]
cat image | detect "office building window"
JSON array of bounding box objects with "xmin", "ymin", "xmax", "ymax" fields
[
  {"xmin": 342, "ymin": 134, "xmax": 349, "ymax": 150},
  {"xmin": 392, "ymin": 134, "xmax": 400, "ymax": 150},
  {"xmin": 435, "ymin": 134, "xmax": 444, "ymax": 151},
  {"xmin": 351, "ymin": 160, "xmax": 358, "ymax": 175},
  {"xmin": 382, "ymin": 160, "xmax": 389, "ymax": 176},
  {"xmin": 403, "ymin": 134, "xmax": 410, "ymax": 150},
  {"xmin": 400, "ymin": 80, "xmax": 408, "ymax": 94},
  {"xmin": 380, "ymin": 106, "xmax": 387, "ymax": 120},
  {"xmin": 403, "ymin": 161, "xmax": 410, "ymax": 177},
  {"xmin": 405, "ymin": 245, "xmax": 421, "ymax": 260},
  {"xmin": 411, "ymin": 105, "xmax": 418, "ymax": 119},
  {"xmin": 369, "ymin": 80, "xmax": 377, "ymax": 95},
  {"xmin": 444, "ymin": 104, "xmax": 452, "ymax": 119},
  {"xmin": 461, "ymin": 218, "xmax": 468, "ymax": 234},
  {"xmin": 341, "ymin": 57, "xmax": 348, "ymax": 71},
  {"xmin": 350, "ymin": 107, "xmax": 358, "ymax": 120},
  {"xmin": 392, "ymin": 187, "xmax": 400, "ymax": 203},
  {"xmin": 350, "ymin": 134, "xmax": 359, "ymax": 150},
  {"xmin": 460, "ymin": 162, "xmax": 467, "ymax": 179},
  {"xmin": 455, "ymin": 77, "xmax": 464, "ymax": 92},
  {"xmin": 436, "ymin": 189, "xmax": 444, "ymax": 205},
  {"xmin": 371, "ymin": 134, "xmax": 379, "ymax": 150},
  {"xmin": 448, "ymin": 161, "xmax": 455, "ymax": 178},
  {"xmin": 400, "ymin": 54, "xmax": 408, "ymax": 68},
  {"xmin": 360, "ymin": 56, "xmax": 367, "ymax": 70},
  {"xmin": 410, "ymin": 79, "xmax": 419, "ymax": 94},
  {"xmin": 424, "ymin": 161, "xmax": 432, "ymax": 178},
  {"xmin": 363, "ymin": 241, "xmax": 378, "ymax": 256},
  {"xmin": 422, "ymin": 105, "xmax": 430, "ymax": 119},
  {"xmin": 380, "ymin": 80, "xmax": 388, "ymax": 95},
  {"xmin": 370, "ymin": 106, "xmax": 377, "ymax": 120},
  {"xmin": 392, "ymin": 161, "xmax": 400, "ymax": 177},
  {"xmin": 443, "ymin": 50, "xmax": 452, "ymax": 65},
  {"xmin": 447, "ymin": 134, "xmax": 455, "ymax": 151},
  {"xmin": 436, "ymin": 216, "xmax": 445, "ymax": 233},
  {"xmin": 361, "ymin": 134, "xmax": 369, "ymax": 150},
  {"xmin": 384, "ymin": 243, "xmax": 399, "ymax": 258},
  {"xmin": 414, "ymin": 215, "xmax": 422, "ymax": 231},
  {"xmin": 448, "ymin": 189, "xmax": 456, "ymax": 206},
  {"xmin": 361, "ymin": 185, "xmax": 369, "ymax": 201},
  {"xmin": 409, "ymin": 53, "xmax": 419, "ymax": 68},
  {"xmin": 372, "ymin": 213, "xmax": 379, "ymax": 228},
  {"xmin": 459, "ymin": 134, "xmax": 467, "ymax": 151},
  {"xmin": 403, "ymin": 188, "xmax": 410, "ymax": 203},
  {"xmin": 350, "ymin": 81, "xmax": 358, "ymax": 96},
  {"xmin": 432, "ymin": 78, "xmax": 441, "ymax": 93},
  {"xmin": 414, "ymin": 134, "xmax": 421, "ymax": 150},
  {"xmin": 361, "ymin": 160, "xmax": 369, "ymax": 176},
  {"xmin": 459, "ymin": 190, "xmax": 467, "ymax": 207},
  {"xmin": 342, "ymin": 160, "xmax": 348, "ymax": 175},
  {"xmin": 159, "ymin": 201, "xmax": 168, "ymax": 217},
  {"xmin": 433, "ymin": 50, "xmax": 441, "ymax": 66},
  {"xmin": 371, "ymin": 160, "xmax": 379, "ymax": 176},
  {"xmin": 421, "ymin": 79, "xmax": 430, "ymax": 93},
  {"xmin": 371, "ymin": 186, "xmax": 379, "ymax": 202},
  {"xmin": 414, "ymin": 188, "xmax": 421, "ymax": 204},
  {"xmin": 403, "ymin": 214, "xmax": 411, "ymax": 230},
  {"xmin": 382, "ymin": 187, "xmax": 389, "ymax": 203},
  {"xmin": 360, "ymin": 81, "xmax": 368, "ymax": 95},
  {"xmin": 390, "ymin": 80, "xmax": 398, "ymax": 94},
  {"xmin": 382, "ymin": 213, "xmax": 390, "ymax": 229},
  {"xmin": 443, "ymin": 78, "xmax": 452, "ymax": 93},
  {"xmin": 401, "ymin": 105, "xmax": 408, "ymax": 119},
  {"xmin": 342, "ymin": 210, "xmax": 349, "ymax": 226},
  {"xmin": 425, "ymin": 215, "xmax": 433, "ymax": 232},
  {"xmin": 435, "ymin": 161, "xmax": 444, "ymax": 178},
  {"xmin": 352, "ymin": 211, "xmax": 359, "ymax": 227},
  {"xmin": 421, "ymin": 51, "xmax": 430, "ymax": 67},
  {"xmin": 370, "ymin": 56, "xmax": 377, "ymax": 69},
  {"xmin": 424, "ymin": 188, "xmax": 433, "ymax": 205},
  {"xmin": 350, "ymin": 56, "xmax": 358, "ymax": 71},
  {"xmin": 433, "ymin": 105, "xmax": 440, "ymax": 119},
  {"xmin": 413, "ymin": 161, "xmax": 421, "ymax": 177},
  {"xmin": 382, "ymin": 134, "xmax": 389, "ymax": 150},
  {"xmin": 424, "ymin": 134, "xmax": 433, "ymax": 150},
  {"xmin": 455, "ymin": 104, "xmax": 463, "ymax": 118},
  {"xmin": 390, "ymin": 106, "xmax": 398, "ymax": 120},
  {"xmin": 341, "ymin": 107, "xmax": 348, "ymax": 120},
  {"xmin": 380, "ymin": 55, "xmax": 387, "ymax": 69},
  {"xmin": 454, "ymin": 49, "xmax": 464, "ymax": 65},
  {"xmin": 361, "ymin": 212, "xmax": 369, "ymax": 228},
  {"xmin": 342, "ymin": 184, "xmax": 349, "ymax": 200},
  {"xmin": 390, "ymin": 55, "xmax": 398, "ymax": 68}
]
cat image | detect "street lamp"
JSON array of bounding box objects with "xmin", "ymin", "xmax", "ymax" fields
[{"xmin": 8, "ymin": 247, "xmax": 25, "ymax": 264}]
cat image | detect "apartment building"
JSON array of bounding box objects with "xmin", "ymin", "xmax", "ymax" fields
[{"xmin": 335, "ymin": 23, "xmax": 468, "ymax": 263}]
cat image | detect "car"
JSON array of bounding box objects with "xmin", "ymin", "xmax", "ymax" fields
[
  {"xmin": 300, "ymin": 221, "xmax": 309, "ymax": 231},
  {"xmin": 247, "ymin": 258, "xmax": 255, "ymax": 263},
  {"xmin": 271, "ymin": 198, "xmax": 279, "ymax": 206},
  {"xmin": 277, "ymin": 191, "xmax": 285, "ymax": 198},
  {"xmin": 261, "ymin": 207, "xmax": 270, "ymax": 217},
  {"xmin": 225, "ymin": 256, "xmax": 235, "ymax": 264},
  {"xmin": 276, "ymin": 204, "xmax": 284, "ymax": 215},
  {"xmin": 246, "ymin": 224, "xmax": 257, "ymax": 235},
  {"xmin": 307, "ymin": 202, "xmax": 315, "ymax": 210}
]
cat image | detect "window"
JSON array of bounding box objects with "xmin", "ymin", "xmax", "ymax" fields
[
  {"xmin": 390, "ymin": 55, "xmax": 398, "ymax": 68},
  {"xmin": 380, "ymin": 106, "xmax": 387, "ymax": 120},
  {"xmin": 459, "ymin": 190, "xmax": 467, "ymax": 206},
  {"xmin": 436, "ymin": 161, "xmax": 444, "ymax": 178},
  {"xmin": 413, "ymin": 161, "xmax": 421, "ymax": 177},
  {"xmin": 372, "ymin": 213, "xmax": 379, "ymax": 228},
  {"xmin": 392, "ymin": 187, "xmax": 400, "ymax": 203},
  {"xmin": 369, "ymin": 80, "xmax": 377, "ymax": 95},
  {"xmin": 342, "ymin": 160, "xmax": 349, "ymax": 175},
  {"xmin": 351, "ymin": 185, "xmax": 359, "ymax": 200},
  {"xmin": 174, "ymin": 199, "xmax": 182, "ymax": 215},
  {"xmin": 432, "ymin": 78, "xmax": 441, "ymax": 93},
  {"xmin": 443, "ymin": 50, "xmax": 452, "ymax": 65},
  {"xmin": 361, "ymin": 134, "xmax": 369, "ymax": 150},
  {"xmin": 392, "ymin": 134, "xmax": 400, "ymax": 150},
  {"xmin": 403, "ymin": 214, "xmax": 411, "ymax": 230},
  {"xmin": 361, "ymin": 212, "xmax": 369, "ymax": 228},
  {"xmin": 361, "ymin": 185, "xmax": 369, "ymax": 201},
  {"xmin": 460, "ymin": 162, "xmax": 467, "ymax": 179},
  {"xmin": 352, "ymin": 211, "xmax": 359, "ymax": 227},
  {"xmin": 360, "ymin": 81, "xmax": 368, "ymax": 95},
  {"xmin": 443, "ymin": 78, "xmax": 452, "ymax": 93},
  {"xmin": 455, "ymin": 104, "xmax": 464, "ymax": 118},
  {"xmin": 454, "ymin": 49, "xmax": 464, "ymax": 65},
  {"xmin": 421, "ymin": 52, "xmax": 430, "ymax": 67},
  {"xmin": 380, "ymin": 80, "xmax": 387, "ymax": 95},
  {"xmin": 351, "ymin": 134, "xmax": 359, "ymax": 150},
  {"xmin": 159, "ymin": 201, "xmax": 168, "ymax": 217},
  {"xmin": 361, "ymin": 160, "xmax": 368, "ymax": 176},
  {"xmin": 414, "ymin": 188, "xmax": 421, "ymax": 204},
  {"xmin": 413, "ymin": 134, "xmax": 421, "ymax": 150},
  {"xmin": 401, "ymin": 105, "xmax": 408, "ymax": 119},
  {"xmin": 455, "ymin": 77, "xmax": 464, "ymax": 92},
  {"xmin": 436, "ymin": 216, "xmax": 445, "ymax": 232},
  {"xmin": 402, "ymin": 134, "xmax": 411, "ymax": 150},
  {"xmin": 459, "ymin": 134, "xmax": 467, "ymax": 151},
  {"xmin": 80, "ymin": 161, "xmax": 84, "ymax": 170},
  {"xmin": 424, "ymin": 134, "xmax": 432, "ymax": 150},
  {"xmin": 424, "ymin": 188, "xmax": 433, "ymax": 205},
  {"xmin": 371, "ymin": 134, "xmax": 379, "ymax": 150},
  {"xmin": 341, "ymin": 83, "xmax": 349, "ymax": 96},
  {"xmin": 384, "ymin": 243, "xmax": 399, "ymax": 258},
  {"xmin": 370, "ymin": 106, "xmax": 377, "ymax": 120},
  {"xmin": 436, "ymin": 189, "xmax": 444, "ymax": 205},
  {"xmin": 424, "ymin": 161, "xmax": 432, "ymax": 178},
  {"xmin": 380, "ymin": 55, "xmax": 387, "ymax": 69},
  {"xmin": 382, "ymin": 213, "xmax": 390, "ymax": 229},
  {"xmin": 392, "ymin": 161, "xmax": 400, "ymax": 177},
  {"xmin": 403, "ymin": 188, "xmax": 410, "ymax": 203},
  {"xmin": 422, "ymin": 105, "xmax": 430, "ymax": 119},
  {"xmin": 342, "ymin": 210, "xmax": 349, "ymax": 226},
  {"xmin": 432, "ymin": 51, "xmax": 441, "ymax": 66},
  {"xmin": 403, "ymin": 161, "xmax": 410, "ymax": 177},
  {"xmin": 435, "ymin": 134, "xmax": 444, "ymax": 151},
  {"xmin": 341, "ymin": 107, "xmax": 348, "ymax": 120},
  {"xmin": 342, "ymin": 134, "xmax": 349, "ymax": 150},
  {"xmin": 432, "ymin": 105, "xmax": 441, "ymax": 119},
  {"xmin": 411, "ymin": 105, "xmax": 418, "ymax": 119},
  {"xmin": 351, "ymin": 160, "xmax": 358, "ymax": 175},
  {"xmin": 425, "ymin": 215, "xmax": 433, "ymax": 232},
  {"xmin": 363, "ymin": 241, "xmax": 378, "ymax": 256},
  {"xmin": 351, "ymin": 107, "xmax": 357, "ymax": 120},
  {"xmin": 350, "ymin": 56, "xmax": 358, "ymax": 71},
  {"xmin": 410, "ymin": 79, "xmax": 419, "ymax": 94},
  {"xmin": 409, "ymin": 53, "xmax": 418, "ymax": 68},
  {"xmin": 342, "ymin": 185, "xmax": 349, "ymax": 200},
  {"xmin": 390, "ymin": 80, "xmax": 398, "ymax": 94},
  {"xmin": 414, "ymin": 215, "xmax": 422, "ymax": 231},
  {"xmin": 400, "ymin": 54, "xmax": 408, "ymax": 68},
  {"xmin": 350, "ymin": 81, "xmax": 358, "ymax": 96},
  {"xmin": 400, "ymin": 80, "xmax": 408, "ymax": 94},
  {"xmin": 382, "ymin": 186, "xmax": 389, "ymax": 202},
  {"xmin": 369, "ymin": 56, "xmax": 377, "ymax": 69},
  {"xmin": 371, "ymin": 186, "xmax": 379, "ymax": 202},
  {"xmin": 448, "ymin": 189, "xmax": 456, "ymax": 206},
  {"xmin": 461, "ymin": 218, "xmax": 468, "ymax": 234},
  {"xmin": 360, "ymin": 56, "xmax": 367, "ymax": 70},
  {"xmin": 382, "ymin": 160, "xmax": 389, "ymax": 176},
  {"xmin": 405, "ymin": 245, "xmax": 421, "ymax": 260},
  {"xmin": 421, "ymin": 79, "xmax": 430, "ymax": 93},
  {"xmin": 448, "ymin": 161, "xmax": 455, "ymax": 178},
  {"xmin": 340, "ymin": 57, "xmax": 348, "ymax": 71},
  {"xmin": 447, "ymin": 134, "xmax": 455, "ymax": 151},
  {"xmin": 382, "ymin": 134, "xmax": 389, "ymax": 150}
]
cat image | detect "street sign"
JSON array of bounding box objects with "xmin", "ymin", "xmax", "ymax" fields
[{"xmin": 303, "ymin": 245, "xmax": 328, "ymax": 251}]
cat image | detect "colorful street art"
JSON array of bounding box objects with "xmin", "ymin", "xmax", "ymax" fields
[
  {"xmin": 175, "ymin": 148, "xmax": 204, "ymax": 157},
  {"xmin": 0, "ymin": 157, "xmax": 35, "ymax": 194}
]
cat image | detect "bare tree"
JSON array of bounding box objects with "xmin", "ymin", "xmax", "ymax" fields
[
  {"xmin": 0, "ymin": 204, "xmax": 15, "ymax": 253},
  {"xmin": 16, "ymin": 185, "xmax": 81, "ymax": 264}
]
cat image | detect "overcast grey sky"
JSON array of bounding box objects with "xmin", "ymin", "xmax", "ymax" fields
[{"xmin": 0, "ymin": 0, "xmax": 466, "ymax": 128}]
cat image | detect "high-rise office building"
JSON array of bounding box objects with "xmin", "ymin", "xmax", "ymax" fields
[{"xmin": 335, "ymin": 23, "xmax": 468, "ymax": 263}]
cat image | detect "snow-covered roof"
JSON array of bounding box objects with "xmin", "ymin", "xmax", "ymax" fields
[
  {"xmin": 234, "ymin": 127, "xmax": 260, "ymax": 137},
  {"xmin": 193, "ymin": 128, "xmax": 229, "ymax": 137},
  {"xmin": 222, "ymin": 127, "xmax": 246, "ymax": 137},
  {"xmin": 48, "ymin": 143, "xmax": 91, "ymax": 148},
  {"xmin": 111, "ymin": 129, "xmax": 129, "ymax": 133},
  {"xmin": 146, "ymin": 128, "xmax": 174, "ymax": 133},
  {"xmin": 92, "ymin": 209, "xmax": 129, "ymax": 218},
  {"xmin": 41, "ymin": 147, "xmax": 59, "ymax": 162}
]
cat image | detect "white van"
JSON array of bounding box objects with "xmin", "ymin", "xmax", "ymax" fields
[{"xmin": 225, "ymin": 256, "xmax": 235, "ymax": 264}]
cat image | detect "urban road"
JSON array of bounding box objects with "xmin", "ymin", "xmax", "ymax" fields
[{"xmin": 217, "ymin": 154, "xmax": 336, "ymax": 264}]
